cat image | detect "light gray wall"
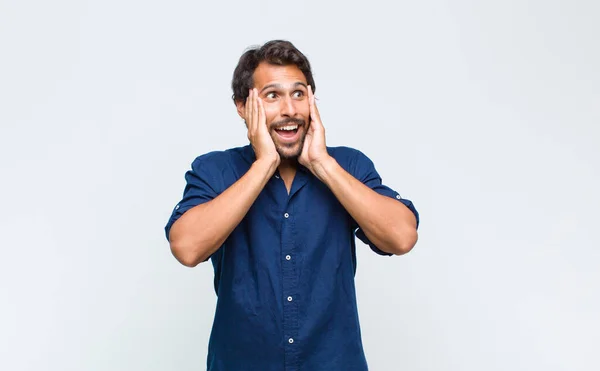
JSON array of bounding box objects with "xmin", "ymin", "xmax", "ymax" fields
[{"xmin": 1, "ymin": 0, "xmax": 598, "ymax": 370}]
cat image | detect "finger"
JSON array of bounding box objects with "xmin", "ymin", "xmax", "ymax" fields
[
  {"xmin": 308, "ymin": 85, "xmax": 323, "ymax": 130},
  {"xmin": 308, "ymin": 85, "xmax": 318, "ymax": 119},
  {"xmin": 249, "ymin": 88, "xmax": 256, "ymax": 132},
  {"xmin": 313, "ymin": 104, "xmax": 323, "ymax": 129},
  {"xmin": 258, "ymin": 96, "xmax": 266, "ymax": 131},
  {"xmin": 252, "ymin": 88, "xmax": 259, "ymax": 132},
  {"xmin": 245, "ymin": 89, "xmax": 251, "ymax": 126},
  {"xmin": 306, "ymin": 85, "xmax": 314, "ymax": 132}
]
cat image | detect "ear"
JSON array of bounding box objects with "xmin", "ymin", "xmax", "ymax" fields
[{"xmin": 235, "ymin": 100, "xmax": 246, "ymax": 121}]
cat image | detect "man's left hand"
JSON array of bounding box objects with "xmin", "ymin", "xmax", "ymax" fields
[{"xmin": 299, "ymin": 85, "xmax": 332, "ymax": 177}]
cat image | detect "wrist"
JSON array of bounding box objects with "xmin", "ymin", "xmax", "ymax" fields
[
  {"xmin": 311, "ymin": 155, "xmax": 337, "ymax": 181},
  {"xmin": 253, "ymin": 157, "xmax": 279, "ymax": 177}
]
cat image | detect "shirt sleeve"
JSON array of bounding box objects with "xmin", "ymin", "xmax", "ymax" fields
[
  {"xmin": 352, "ymin": 150, "xmax": 420, "ymax": 256},
  {"xmin": 164, "ymin": 155, "xmax": 220, "ymax": 241}
]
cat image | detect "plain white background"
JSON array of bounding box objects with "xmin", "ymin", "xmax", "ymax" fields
[{"xmin": 1, "ymin": 0, "xmax": 599, "ymax": 370}]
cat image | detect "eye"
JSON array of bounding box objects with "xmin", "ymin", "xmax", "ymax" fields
[
  {"xmin": 292, "ymin": 90, "xmax": 305, "ymax": 98},
  {"xmin": 265, "ymin": 92, "xmax": 277, "ymax": 99}
]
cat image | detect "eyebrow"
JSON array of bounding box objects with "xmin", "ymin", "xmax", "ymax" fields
[{"xmin": 259, "ymin": 82, "xmax": 307, "ymax": 93}]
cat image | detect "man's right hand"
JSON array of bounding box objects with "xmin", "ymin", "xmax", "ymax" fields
[
  {"xmin": 169, "ymin": 88, "xmax": 282, "ymax": 266},
  {"xmin": 245, "ymin": 88, "xmax": 280, "ymax": 169}
]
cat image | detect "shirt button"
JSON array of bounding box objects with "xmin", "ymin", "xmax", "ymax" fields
[
  {"xmin": 284, "ymin": 213, "xmax": 289, "ymax": 218},
  {"xmin": 285, "ymin": 255, "xmax": 291, "ymax": 261},
  {"xmin": 396, "ymin": 194, "xmax": 401, "ymax": 199},
  {"xmin": 288, "ymin": 338, "xmax": 294, "ymax": 344},
  {"xmin": 287, "ymin": 296, "xmax": 293, "ymax": 302},
  {"xmin": 175, "ymin": 204, "xmax": 180, "ymax": 210}
]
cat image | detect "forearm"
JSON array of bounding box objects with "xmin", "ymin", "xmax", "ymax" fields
[
  {"xmin": 169, "ymin": 159, "xmax": 277, "ymax": 266},
  {"xmin": 313, "ymin": 157, "xmax": 418, "ymax": 255}
]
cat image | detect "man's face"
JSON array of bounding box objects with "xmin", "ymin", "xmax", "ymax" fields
[{"xmin": 240, "ymin": 62, "xmax": 310, "ymax": 160}]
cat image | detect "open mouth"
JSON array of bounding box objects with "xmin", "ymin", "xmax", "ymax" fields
[{"xmin": 274, "ymin": 124, "xmax": 301, "ymax": 142}]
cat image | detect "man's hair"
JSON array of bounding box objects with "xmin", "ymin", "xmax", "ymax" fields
[{"xmin": 231, "ymin": 40, "xmax": 316, "ymax": 104}]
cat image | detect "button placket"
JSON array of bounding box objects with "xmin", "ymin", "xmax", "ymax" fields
[{"xmin": 281, "ymin": 203, "xmax": 298, "ymax": 366}]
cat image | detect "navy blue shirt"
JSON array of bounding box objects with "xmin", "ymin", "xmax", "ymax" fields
[{"xmin": 165, "ymin": 145, "xmax": 419, "ymax": 371}]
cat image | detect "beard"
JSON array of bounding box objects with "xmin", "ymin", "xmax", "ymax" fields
[
  {"xmin": 273, "ymin": 133, "xmax": 307, "ymax": 160},
  {"xmin": 269, "ymin": 117, "xmax": 307, "ymax": 160}
]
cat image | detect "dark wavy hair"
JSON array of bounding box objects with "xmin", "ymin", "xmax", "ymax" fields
[{"xmin": 231, "ymin": 40, "xmax": 316, "ymax": 104}]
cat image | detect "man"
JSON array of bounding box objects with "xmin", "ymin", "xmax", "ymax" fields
[{"xmin": 165, "ymin": 40, "xmax": 420, "ymax": 371}]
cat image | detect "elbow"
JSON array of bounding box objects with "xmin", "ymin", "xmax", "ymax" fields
[
  {"xmin": 391, "ymin": 228, "xmax": 418, "ymax": 255},
  {"xmin": 169, "ymin": 240, "xmax": 208, "ymax": 267},
  {"xmin": 168, "ymin": 225, "xmax": 212, "ymax": 267}
]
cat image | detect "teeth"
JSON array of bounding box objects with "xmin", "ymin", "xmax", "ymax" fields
[{"xmin": 278, "ymin": 125, "xmax": 298, "ymax": 131}]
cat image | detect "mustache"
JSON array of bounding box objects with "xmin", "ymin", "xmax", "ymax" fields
[{"xmin": 270, "ymin": 118, "xmax": 306, "ymax": 129}]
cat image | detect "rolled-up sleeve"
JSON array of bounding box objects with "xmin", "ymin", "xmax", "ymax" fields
[
  {"xmin": 164, "ymin": 155, "xmax": 219, "ymax": 241},
  {"xmin": 352, "ymin": 150, "xmax": 420, "ymax": 256}
]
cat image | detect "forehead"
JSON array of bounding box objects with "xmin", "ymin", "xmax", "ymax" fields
[{"xmin": 253, "ymin": 62, "xmax": 307, "ymax": 89}]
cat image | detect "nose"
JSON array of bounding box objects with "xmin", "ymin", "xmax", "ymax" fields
[{"xmin": 280, "ymin": 95, "xmax": 297, "ymax": 117}]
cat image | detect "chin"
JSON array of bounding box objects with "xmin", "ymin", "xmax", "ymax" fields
[
  {"xmin": 274, "ymin": 134, "xmax": 306, "ymax": 161},
  {"xmin": 277, "ymin": 145, "xmax": 302, "ymax": 160}
]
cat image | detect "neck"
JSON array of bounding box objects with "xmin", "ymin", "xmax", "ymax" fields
[
  {"xmin": 279, "ymin": 158, "xmax": 298, "ymax": 170},
  {"xmin": 278, "ymin": 158, "xmax": 299, "ymax": 178}
]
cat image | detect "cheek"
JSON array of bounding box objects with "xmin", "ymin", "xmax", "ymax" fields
[
  {"xmin": 301, "ymin": 103, "xmax": 310, "ymax": 120},
  {"xmin": 296, "ymin": 101, "xmax": 310, "ymax": 118},
  {"xmin": 264, "ymin": 105, "xmax": 278, "ymax": 124}
]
